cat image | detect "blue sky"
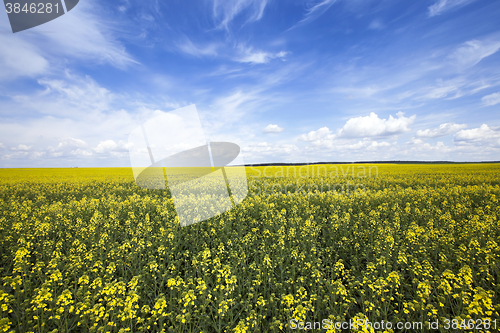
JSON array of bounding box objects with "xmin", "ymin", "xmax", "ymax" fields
[{"xmin": 1, "ymin": 0, "xmax": 500, "ymax": 167}]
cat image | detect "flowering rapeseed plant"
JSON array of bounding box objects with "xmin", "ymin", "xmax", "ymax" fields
[{"xmin": 0, "ymin": 165, "xmax": 499, "ymax": 332}]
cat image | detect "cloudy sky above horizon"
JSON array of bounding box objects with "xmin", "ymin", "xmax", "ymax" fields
[{"xmin": 1, "ymin": 0, "xmax": 500, "ymax": 167}]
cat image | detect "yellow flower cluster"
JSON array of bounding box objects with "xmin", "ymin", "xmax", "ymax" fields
[{"xmin": 0, "ymin": 164, "xmax": 499, "ymax": 332}]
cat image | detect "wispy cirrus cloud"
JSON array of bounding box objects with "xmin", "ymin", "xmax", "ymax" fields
[
  {"xmin": 177, "ymin": 38, "xmax": 219, "ymax": 57},
  {"xmin": 481, "ymin": 92, "xmax": 500, "ymax": 106},
  {"xmin": 175, "ymin": 39, "xmax": 287, "ymax": 64},
  {"xmin": 201, "ymin": 89, "xmax": 265, "ymax": 134},
  {"xmin": 416, "ymin": 78, "xmax": 466, "ymax": 100},
  {"xmin": 0, "ymin": 70, "xmax": 171, "ymax": 166},
  {"xmin": 450, "ymin": 39, "xmax": 500, "ymax": 68},
  {"xmin": 39, "ymin": 0, "xmax": 138, "ymax": 68},
  {"xmin": 0, "ymin": 0, "xmax": 137, "ymax": 77},
  {"xmin": 2, "ymin": 0, "xmax": 500, "ymax": 166},
  {"xmin": 235, "ymin": 45, "xmax": 287, "ymax": 64},
  {"xmin": 18, "ymin": 74, "xmax": 116, "ymax": 118},
  {"xmin": 398, "ymin": 76, "xmax": 496, "ymax": 103},
  {"xmin": 368, "ymin": 19, "xmax": 384, "ymax": 31},
  {"xmin": 212, "ymin": 0, "xmax": 268, "ymax": 30},
  {"xmin": 288, "ymin": 0, "xmax": 338, "ymax": 30},
  {"xmin": 428, "ymin": 0, "xmax": 478, "ymax": 17},
  {"xmin": 0, "ymin": 35, "xmax": 49, "ymax": 81}
]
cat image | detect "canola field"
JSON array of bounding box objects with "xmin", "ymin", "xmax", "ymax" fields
[{"xmin": 0, "ymin": 164, "xmax": 499, "ymax": 332}]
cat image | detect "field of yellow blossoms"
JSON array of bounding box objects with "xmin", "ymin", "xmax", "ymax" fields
[{"xmin": 0, "ymin": 164, "xmax": 499, "ymax": 332}]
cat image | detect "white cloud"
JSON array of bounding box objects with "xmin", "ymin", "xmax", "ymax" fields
[
  {"xmin": 0, "ymin": 71, "xmax": 169, "ymax": 167},
  {"xmin": 212, "ymin": 0, "xmax": 268, "ymax": 30},
  {"xmin": 290, "ymin": 0, "xmax": 338, "ymax": 30},
  {"xmin": 408, "ymin": 137, "xmax": 424, "ymax": 145},
  {"xmin": 241, "ymin": 142, "xmax": 299, "ymax": 160},
  {"xmin": 454, "ymin": 124, "xmax": 500, "ymax": 146},
  {"xmin": 47, "ymin": 137, "xmax": 91, "ymax": 157},
  {"xmin": 0, "ymin": 35, "xmax": 49, "ymax": 81},
  {"xmin": 5, "ymin": 73, "xmax": 118, "ymax": 122},
  {"xmin": 38, "ymin": 0, "xmax": 137, "ymax": 68},
  {"xmin": 11, "ymin": 144, "xmax": 32, "ymax": 151},
  {"xmin": 2, "ymin": 151, "xmax": 29, "ymax": 160},
  {"xmin": 263, "ymin": 124, "xmax": 284, "ymax": 133},
  {"xmin": 298, "ymin": 127, "xmax": 333, "ymax": 142},
  {"xmin": 482, "ymin": 92, "xmax": 500, "ymax": 106},
  {"xmin": 38, "ymin": 138, "xmax": 130, "ymax": 160},
  {"xmin": 212, "ymin": 90, "xmax": 258, "ymax": 117},
  {"xmin": 332, "ymin": 86, "xmax": 384, "ymax": 98},
  {"xmin": 323, "ymin": 139, "xmax": 391, "ymax": 151},
  {"xmin": 0, "ymin": 0, "xmax": 136, "ymax": 78},
  {"xmin": 31, "ymin": 151, "xmax": 46, "ymax": 159},
  {"xmin": 338, "ymin": 112, "xmax": 416, "ymax": 138},
  {"xmin": 407, "ymin": 77, "xmax": 496, "ymax": 102},
  {"xmin": 366, "ymin": 140, "xmax": 391, "ymax": 150},
  {"xmin": 455, "ymin": 124, "xmax": 492, "ymax": 141},
  {"xmin": 416, "ymin": 123, "xmax": 467, "ymax": 138},
  {"xmin": 300, "ymin": 136, "xmax": 394, "ymax": 154},
  {"xmin": 418, "ymin": 78, "xmax": 465, "ymax": 100},
  {"xmin": 56, "ymin": 137, "xmax": 88, "ymax": 149},
  {"xmin": 404, "ymin": 139, "xmax": 453, "ymax": 157},
  {"xmin": 236, "ymin": 45, "xmax": 287, "ymax": 64},
  {"xmin": 177, "ymin": 38, "xmax": 218, "ymax": 57},
  {"xmin": 93, "ymin": 140, "xmax": 130, "ymax": 154},
  {"xmin": 93, "ymin": 140, "xmax": 118, "ymax": 154},
  {"xmin": 296, "ymin": 112, "xmax": 414, "ymax": 156},
  {"xmin": 428, "ymin": 0, "xmax": 478, "ymax": 17},
  {"xmin": 1, "ymin": 136, "xmax": 134, "ymax": 164},
  {"xmin": 36, "ymin": 75, "xmax": 114, "ymax": 114},
  {"xmin": 368, "ymin": 20, "xmax": 384, "ymax": 30},
  {"xmin": 202, "ymin": 89, "xmax": 267, "ymax": 133},
  {"xmin": 71, "ymin": 149, "xmax": 93, "ymax": 157},
  {"xmin": 450, "ymin": 39, "xmax": 500, "ymax": 68}
]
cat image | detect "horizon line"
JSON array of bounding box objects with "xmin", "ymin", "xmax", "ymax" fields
[{"xmin": 1, "ymin": 160, "xmax": 500, "ymax": 169}]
